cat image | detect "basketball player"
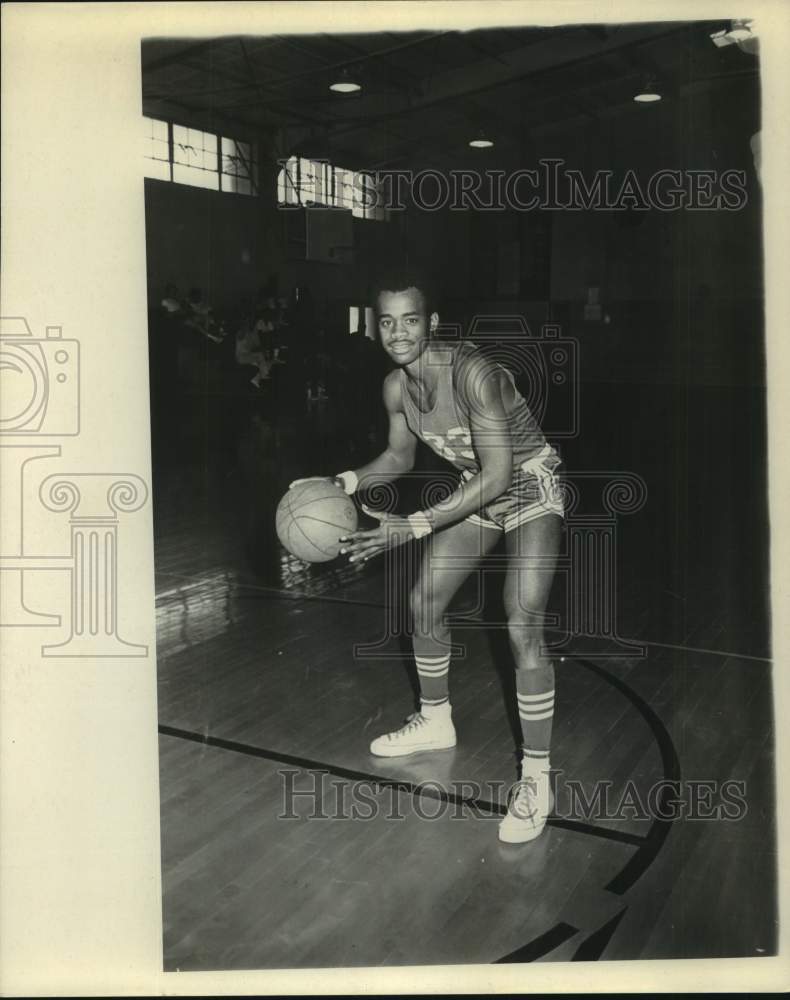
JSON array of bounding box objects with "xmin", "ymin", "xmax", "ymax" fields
[{"xmin": 297, "ymin": 269, "xmax": 564, "ymax": 843}]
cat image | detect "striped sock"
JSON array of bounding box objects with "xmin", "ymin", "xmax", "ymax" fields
[
  {"xmin": 516, "ymin": 669, "xmax": 555, "ymax": 759},
  {"xmin": 415, "ymin": 652, "xmax": 451, "ymax": 707},
  {"xmin": 521, "ymin": 746, "xmax": 551, "ymax": 777}
]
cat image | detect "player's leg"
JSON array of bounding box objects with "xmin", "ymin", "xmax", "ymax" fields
[
  {"xmin": 499, "ymin": 511, "xmax": 563, "ymax": 843},
  {"xmin": 411, "ymin": 515, "xmax": 500, "ymax": 708},
  {"xmin": 369, "ymin": 516, "xmax": 500, "ymax": 757}
]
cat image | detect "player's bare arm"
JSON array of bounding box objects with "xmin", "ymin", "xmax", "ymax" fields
[
  {"xmin": 290, "ymin": 371, "xmax": 415, "ymax": 493},
  {"xmin": 419, "ymin": 352, "xmax": 513, "ymax": 532},
  {"xmin": 340, "ymin": 353, "xmax": 513, "ymax": 561},
  {"xmin": 353, "ymin": 370, "xmax": 418, "ymax": 485}
]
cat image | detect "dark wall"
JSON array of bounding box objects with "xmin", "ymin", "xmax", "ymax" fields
[
  {"xmin": 144, "ymin": 177, "xmax": 268, "ymax": 317},
  {"xmin": 377, "ymin": 75, "xmax": 763, "ymax": 388},
  {"xmin": 145, "ymin": 70, "xmax": 762, "ymax": 385},
  {"xmin": 547, "ymin": 80, "xmax": 760, "ymax": 302},
  {"xmin": 144, "ymin": 157, "xmax": 393, "ymax": 327},
  {"xmin": 545, "ymin": 77, "xmax": 763, "ymax": 386}
]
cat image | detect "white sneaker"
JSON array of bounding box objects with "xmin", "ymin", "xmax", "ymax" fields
[
  {"xmin": 499, "ymin": 764, "xmax": 554, "ymax": 844},
  {"xmin": 369, "ymin": 706, "xmax": 456, "ymax": 757}
]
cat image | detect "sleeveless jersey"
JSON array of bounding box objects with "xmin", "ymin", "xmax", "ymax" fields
[{"xmin": 399, "ymin": 342, "xmax": 555, "ymax": 476}]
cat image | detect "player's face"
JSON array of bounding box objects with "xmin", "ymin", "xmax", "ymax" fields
[{"xmin": 376, "ymin": 287, "xmax": 438, "ymax": 366}]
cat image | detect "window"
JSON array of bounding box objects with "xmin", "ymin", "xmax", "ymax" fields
[
  {"xmin": 278, "ymin": 156, "xmax": 387, "ymax": 221},
  {"xmin": 221, "ymin": 137, "xmax": 256, "ymax": 195},
  {"xmin": 143, "ymin": 116, "xmax": 171, "ymax": 181},
  {"xmin": 349, "ymin": 306, "xmax": 376, "ymax": 339},
  {"xmin": 172, "ymin": 124, "xmax": 219, "ymax": 190},
  {"xmin": 143, "ymin": 116, "xmax": 257, "ymax": 195}
]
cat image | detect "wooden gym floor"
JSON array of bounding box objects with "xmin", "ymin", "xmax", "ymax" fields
[{"xmin": 153, "ymin": 381, "xmax": 775, "ymax": 969}]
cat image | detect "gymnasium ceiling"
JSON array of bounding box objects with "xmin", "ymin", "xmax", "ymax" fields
[{"xmin": 141, "ymin": 20, "xmax": 760, "ymax": 170}]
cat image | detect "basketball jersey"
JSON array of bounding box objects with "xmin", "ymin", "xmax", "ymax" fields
[{"xmin": 399, "ymin": 342, "xmax": 555, "ymax": 476}]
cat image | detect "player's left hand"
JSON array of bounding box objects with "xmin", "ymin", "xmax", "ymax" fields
[
  {"xmin": 289, "ymin": 475, "xmax": 341, "ymax": 490},
  {"xmin": 338, "ymin": 505, "xmax": 415, "ymax": 562}
]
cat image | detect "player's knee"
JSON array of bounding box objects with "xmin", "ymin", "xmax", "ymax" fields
[
  {"xmin": 506, "ymin": 611, "xmax": 544, "ymax": 658},
  {"xmin": 409, "ymin": 584, "xmax": 429, "ymax": 634},
  {"xmin": 409, "ymin": 584, "xmax": 444, "ymax": 636}
]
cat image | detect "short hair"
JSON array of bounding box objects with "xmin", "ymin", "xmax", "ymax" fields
[{"xmin": 370, "ymin": 266, "xmax": 438, "ymax": 316}]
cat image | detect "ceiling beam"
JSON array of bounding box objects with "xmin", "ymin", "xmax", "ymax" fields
[
  {"xmin": 272, "ymin": 33, "xmax": 338, "ymax": 65},
  {"xmin": 142, "ymin": 38, "xmax": 219, "ymax": 73},
  {"xmin": 317, "ymin": 23, "xmax": 702, "ymax": 139},
  {"xmin": 236, "ymin": 30, "xmax": 454, "ymax": 91},
  {"xmin": 145, "ymin": 39, "xmax": 335, "ymax": 129},
  {"xmin": 240, "ymin": 36, "xmax": 336, "ymax": 128},
  {"xmin": 323, "ymin": 27, "xmax": 456, "ymax": 74},
  {"xmin": 143, "ymin": 94, "xmax": 263, "ymax": 141}
]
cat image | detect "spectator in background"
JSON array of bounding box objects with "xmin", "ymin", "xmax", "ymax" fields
[
  {"xmin": 184, "ymin": 287, "xmax": 224, "ymax": 343},
  {"xmin": 254, "ymin": 306, "xmax": 277, "ymax": 355},
  {"xmin": 235, "ymin": 311, "xmax": 272, "ymax": 389},
  {"xmin": 149, "ymin": 283, "xmax": 187, "ymax": 467},
  {"xmin": 161, "ymin": 283, "xmax": 183, "ymax": 316}
]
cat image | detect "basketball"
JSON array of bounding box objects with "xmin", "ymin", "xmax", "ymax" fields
[{"xmin": 276, "ymin": 479, "xmax": 358, "ymax": 562}]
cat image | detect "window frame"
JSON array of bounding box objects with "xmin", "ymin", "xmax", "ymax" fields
[
  {"xmin": 277, "ymin": 155, "xmax": 387, "ymax": 221},
  {"xmin": 144, "ymin": 116, "xmax": 258, "ymax": 196}
]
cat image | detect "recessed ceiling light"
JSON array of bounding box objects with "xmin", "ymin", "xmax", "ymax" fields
[
  {"xmin": 330, "ymin": 81, "xmax": 361, "ymax": 93},
  {"xmin": 634, "ymin": 78, "xmax": 662, "ymax": 103},
  {"xmin": 469, "ymin": 132, "xmax": 494, "ymax": 148},
  {"xmin": 330, "ymin": 68, "xmax": 361, "ymax": 93}
]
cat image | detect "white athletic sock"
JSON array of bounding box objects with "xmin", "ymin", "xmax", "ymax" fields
[
  {"xmin": 421, "ymin": 699, "xmax": 452, "ymax": 719},
  {"xmin": 522, "ymin": 747, "xmax": 551, "ymax": 779}
]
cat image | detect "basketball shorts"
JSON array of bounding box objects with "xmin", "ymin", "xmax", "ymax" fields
[{"xmin": 461, "ymin": 443, "xmax": 565, "ymax": 533}]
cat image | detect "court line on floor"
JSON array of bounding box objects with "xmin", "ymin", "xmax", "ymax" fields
[
  {"xmin": 231, "ymin": 580, "xmax": 772, "ymax": 664},
  {"xmin": 575, "ymin": 657, "xmax": 682, "ymax": 896},
  {"xmin": 571, "ymin": 907, "xmax": 629, "ymax": 961},
  {"xmin": 489, "ymin": 656, "xmax": 681, "ymax": 963},
  {"xmin": 156, "ymin": 571, "xmax": 771, "ymax": 663},
  {"xmin": 494, "ymin": 922, "xmax": 579, "ymax": 963},
  {"xmin": 620, "ymin": 637, "xmax": 770, "ymax": 664},
  {"xmin": 158, "ymin": 656, "xmax": 680, "ymax": 964},
  {"xmin": 158, "ymin": 722, "xmax": 645, "ymax": 848}
]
